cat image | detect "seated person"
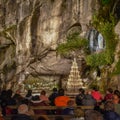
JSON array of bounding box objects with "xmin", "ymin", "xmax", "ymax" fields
[
  {"xmin": 31, "ymin": 95, "xmax": 49, "ymax": 115},
  {"xmin": 103, "ymin": 101, "xmax": 120, "ymax": 120},
  {"xmin": 49, "ymin": 88, "xmax": 58, "ymax": 106},
  {"xmin": 71, "ymin": 108, "xmax": 84, "ymax": 120},
  {"xmin": 104, "ymin": 88, "xmax": 113, "ymax": 102},
  {"xmin": 85, "ymin": 110, "xmax": 103, "ymax": 120},
  {"xmin": 113, "ymin": 90, "xmax": 120, "ymax": 104},
  {"xmin": 39, "ymin": 90, "xmax": 49, "ymax": 103},
  {"xmin": 62, "ymin": 100, "xmax": 74, "ymax": 115},
  {"xmin": 82, "ymin": 89, "xmax": 96, "ymax": 106},
  {"xmin": 11, "ymin": 104, "xmax": 34, "ymax": 120},
  {"xmin": 55, "ymin": 88, "xmax": 70, "ymax": 107},
  {"xmin": 75, "ymin": 88, "xmax": 85, "ymax": 106}
]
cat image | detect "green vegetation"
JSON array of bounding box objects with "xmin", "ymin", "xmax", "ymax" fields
[
  {"xmin": 113, "ymin": 60, "xmax": 120, "ymax": 75},
  {"xmin": 101, "ymin": 0, "xmax": 111, "ymax": 5},
  {"xmin": 86, "ymin": 7, "xmax": 118, "ymax": 67},
  {"xmin": 23, "ymin": 76, "xmax": 57, "ymax": 90},
  {"xmin": 56, "ymin": 0, "xmax": 120, "ymax": 91},
  {"xmin": 86, "ymin": 0, "xmax": 120, "ymax": 90},
  {"xmin": 86, "ymin": 53, "xmax": 107, "ymax": 67},
  {"xmin": 57, "ymin": 32, "xmax": 88, "ymax": 55},
  {"xmin": 58, "ymin": 13, "xmax": 118, "ymax": 68},
  {"xmin": 57, "ymin": 4, "xmax": 118, "ymax": 67}
]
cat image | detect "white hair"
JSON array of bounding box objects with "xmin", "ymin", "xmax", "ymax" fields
[{"xmin": 18, "ymin": 104, "xmax": 28, "ymax": 114}]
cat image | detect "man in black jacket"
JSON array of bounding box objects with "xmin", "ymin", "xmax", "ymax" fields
[{"xmin": 75, "ymin": 88, "xmax": 85, "ymax": 105}]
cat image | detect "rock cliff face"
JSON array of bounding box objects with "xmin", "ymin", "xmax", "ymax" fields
[{"xmin": 0, "ymin": 0, "xmax": 119, "ymax": 90}]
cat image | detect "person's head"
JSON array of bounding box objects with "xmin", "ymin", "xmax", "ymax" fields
[
  {"xmin": 85, "ymin": 110, "xmax": 103, "ymax": 120},
  {"xmin": 54, "ymin": 116, "xmax": 64, "ymax": 120},
  {"xmin": 37, "ymin": 115, "xmax": 49, "ymax": 120},
  {"xmin": 86, "ymin": 89, "xmax": 92, "ymax": 95},
  {"xmin": 58, "ymin": 88, "xmax": 64, "ymax": 96},
  {"xmin": 112, "ymin": 94, "xmax": 120, "ymax": 104},
  {"xmin": 106, "ymin": 88, "xmax": 113, "ymax": 94},
  {"xmin": 79, "ymin": 88, "xmax": 85, "ymax": 94},
  {"xmin": 67, "ymin": 100, "xmax": 74, "ymax": 106},
  {"xmin": 92, "ymin": 86, "xmax": 99, "ymax": 91},
  {"xmin": 104, "ymin": 101, "xmax": 114, "ymax": 111},
  {"xmin": 18, "ymin": 104, "xmax": 29, "ymax": 114},
  {"xmin": 114, "ymin": 90, "xmax": 120, "ymax": 97},
  {"xmin": 52, "ymin": 88, "xmax": 57, "ymax": 92},
  {"xmin": 74, "ymin": 108, "xmax": 84, "ymax": 118},
  {"xmin": 41, "ymin": 90, "xmax": 46, "ymax": 95},
  {"xmin": 27, "ymin": 89, "xmax": 32, "ymax": 95}
]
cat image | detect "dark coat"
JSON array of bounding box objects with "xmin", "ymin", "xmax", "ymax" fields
[
  {"xmin": 82, "ymin": 94, "xmax": 97, "ymax": 106},
  {"xmin": 75, "ymin": 94, "xmax": 85, "ymax": 105},
  {"xmin": 11, "ymin": 114, "xmax": 33, "ymax": 120},
  {"xmin": 103, "ymin": 111, "xmax": 120, "ymax": 120},
  {"xmin": 49, "ymin": 92, "xmax": 58, "ymax": 106},
  {"xmin": 62, "ymin": 107, "xmax": 74, "ymax": 115},
  {"xmin": 104, "ymin": 93, "xmax": 113, "ymax": 102}
]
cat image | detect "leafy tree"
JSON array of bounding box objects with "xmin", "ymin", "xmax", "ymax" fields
[{"xmin": 57, "ymin": 32, "xmax": 88, "ymax": 56}]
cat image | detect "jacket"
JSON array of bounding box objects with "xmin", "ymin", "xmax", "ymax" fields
[
  {"xmin": 103, "ymin": 111, "xmax": 120, "ymax": 120},
  {"xmin": 11, "ymin": 114, "xmax": 33, "ymax": 120}
]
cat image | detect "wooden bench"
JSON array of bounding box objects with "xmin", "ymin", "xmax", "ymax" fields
[
  {"xmin": 4, "ymin": 115, "xmax": 74, "ymax": 120},
  {"xmin": 5, "ymin": 105, "xmax": 94, "ymax": 120},
  {"xmin": 8, "ymin": 105, "xmax": 94, "ymax": 110}
]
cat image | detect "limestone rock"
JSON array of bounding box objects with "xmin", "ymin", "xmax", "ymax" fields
[{"xmin": 0, "ymin": 0, "xmax": 100, "ymax": 88}]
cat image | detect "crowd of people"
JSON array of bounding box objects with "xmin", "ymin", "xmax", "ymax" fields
[{"xmin": 0, "ymin": 87, "xmax": 120, "ymax": 120}]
